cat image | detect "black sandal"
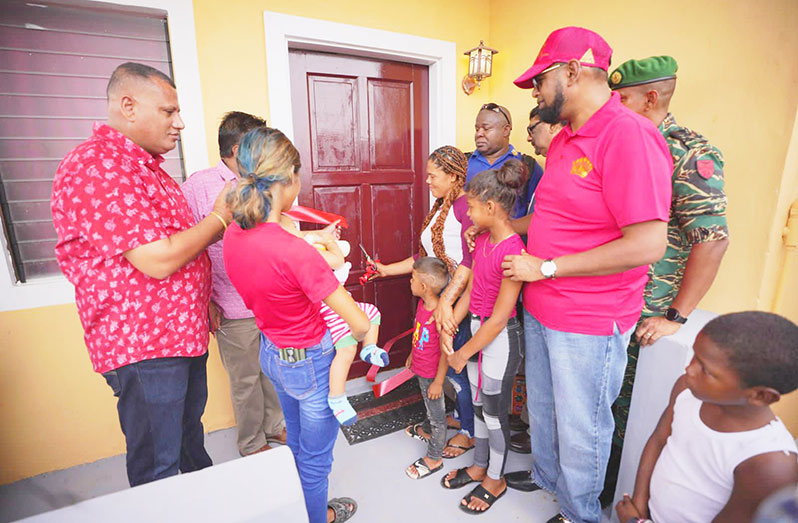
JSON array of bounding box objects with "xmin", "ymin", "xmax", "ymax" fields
[
  {"xmin": 441, "ymin": 467, "xmax": 480, "ymax": 489},
  {"xmin": 328, "ymin": 497, "xmax": 357, "ymax": 523},
  {"xmin": 460, "ymin": 484, "xmax": 507, "ymax": 514}
]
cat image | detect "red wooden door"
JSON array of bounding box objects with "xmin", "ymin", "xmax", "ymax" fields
[{"xmin": 289, "ymin": 50, "xmax": 429, "ymax": 378}]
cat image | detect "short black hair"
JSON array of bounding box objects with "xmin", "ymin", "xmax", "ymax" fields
[
  {"xmin": 107, "ymin": 62, "xmax": 175, "ymax": 98},
  {"xmin": 413, "ymin": 256, "xmax": 449, "ymax": 295},
  {"xmin": 529, "ymin": 106, "xmax": 540, "ymax": 120},
  {"xmin": 218, "ymin": 112, "xmax": 266, "ymax": 157},
  {"xmin": 701, "ymin": 311, "xmax": 798, "ymax": 394}
]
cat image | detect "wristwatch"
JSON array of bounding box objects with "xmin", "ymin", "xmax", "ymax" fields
[
  {"xmin": 540, "ymin": 259, "xmax": 557, "ymax": 279},
  {"xmin": 665, "ymin": 307, "xmax": 687, "ymax": 324}
]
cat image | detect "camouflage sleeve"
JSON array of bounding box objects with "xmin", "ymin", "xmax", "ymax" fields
[{"xmin": 672, "ymin": 147, "xmax": 729, "ymax": 246}]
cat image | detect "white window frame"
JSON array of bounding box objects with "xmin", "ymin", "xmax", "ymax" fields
[
  {"xmin": 0, "ymin": 0, "xmax": 208, "ymax": 312},
  {"xmin": 262, "ymin": 11, "xmax": 457, "ymax": 156}
]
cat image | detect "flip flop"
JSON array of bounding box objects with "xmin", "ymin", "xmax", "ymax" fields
[
  {"xmin": 441, "ymin": 467, "xmax": 480, "ymax": 489},
  {"xmin": 405, "ymin": 422, "xmax": 430, "ymax": 443},
  {"xmin": 460, "ymin": 484, "xmax": 507, "ymax": 514},
  {"xmin": 406, "ymin": 457, "xmax": 443, "ymax": 479},
  {"xmin": 442, "ymin": 442, "xmax": 475, "ymax": 459},
  {"xmin": 328, "ymin": 497, "xmax": 358, "ymax": 523}
]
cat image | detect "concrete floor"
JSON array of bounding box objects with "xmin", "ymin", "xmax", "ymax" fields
[{"xmin": 0, "ymin": 374, "xmax": 562, "ymax": 523}]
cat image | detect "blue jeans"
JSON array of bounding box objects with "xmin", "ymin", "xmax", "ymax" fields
[
  {"xmin": 524, "ymin": 310, "xmax": 631, "ymax": 523},
  {"xmin": 103, "ymin": 352, "xmax": 213, "ymax": 487},
  {"xmin": 259, "ymin": 331, "xmax": 338, "ymax": 523},
  {"xmin": 445, "ymin": 317, "xmax": 474, "ymax": 438}
]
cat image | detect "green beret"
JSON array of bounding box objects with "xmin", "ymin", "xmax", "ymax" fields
[{"xmin": 609, "ymin": 55, "xmax": 678, "ymax": 89}]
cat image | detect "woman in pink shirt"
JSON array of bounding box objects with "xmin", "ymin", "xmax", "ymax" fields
[
  {"xmin": 440, "ymin": 159, "xmax": 527, "ymax": 515},
  {"xmin": 223, "ymin": 127, "xmax": 368, "ymax": 523}
]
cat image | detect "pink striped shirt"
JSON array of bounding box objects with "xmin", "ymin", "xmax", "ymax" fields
[{"xmin": 181, "ymin": 161, "xmax": 252, "ymax": 320}]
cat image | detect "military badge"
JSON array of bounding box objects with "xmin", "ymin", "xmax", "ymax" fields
[
  {"xmin": 610, "ymin": 71, "xmax": 622, "ymax": 86},
  {"xmin": 571, "ymin": 156, "xmax": 593, "ymax": 178},
  {"xmin": 696, "ymin": 159, "xmax": 714, "ymax": 179}
]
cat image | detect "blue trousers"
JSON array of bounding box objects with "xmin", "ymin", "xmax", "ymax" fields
[
  {"xmin": 259, "ymin": 331, "xmax": 338, "ymax": 523},
  {"xmin": 524, "ymin": 310, "xmax": 631, "ymax": 523},
  {"xmin": 103, "ymin": 352, "xmax": 213, "ymax": 487},
  {"xmin": 445, "ymin": 317, "xmax": 474, "ymax": 438}
]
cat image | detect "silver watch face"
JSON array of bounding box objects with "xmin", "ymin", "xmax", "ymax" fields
[{"xmin": 541, "ymin": 260, "xmax": 556, "ymax": 278}]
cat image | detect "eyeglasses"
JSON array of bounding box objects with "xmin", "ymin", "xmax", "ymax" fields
[
  {"xmin": 526, "ymin": 121, "xmax": 545, "ymax": 136},
  {"xmin": 480, "ymin": 103, "xmax": 511, "ymax": 126},
  {"xmin": 531, "ymin": 63, "xmax": 566, "ymax": 90}
]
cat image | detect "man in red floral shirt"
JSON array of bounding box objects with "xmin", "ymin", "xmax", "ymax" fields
[{"xmin": 51, "ymin": 62, "xmax": 231, "ymax": 486}]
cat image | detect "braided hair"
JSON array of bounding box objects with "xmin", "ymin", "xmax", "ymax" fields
[{"xmin": 418, "ymin": 146, "xmax": 467, "ymax": 274}]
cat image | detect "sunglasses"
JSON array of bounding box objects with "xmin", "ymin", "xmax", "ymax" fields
[
  {"xmin": 526, "ymin": 120, "xmax": 545, "ymax": 135},
  {"xmin": 531, "ymin": 62, "xmax": 566, "ymax": 90},
  {"xmin": 480, "ymin": 103, "xmax": 511, "ymax": 126}
]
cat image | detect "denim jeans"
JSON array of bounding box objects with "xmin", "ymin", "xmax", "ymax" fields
[
  {"xmin": 524, "ymin": 310, "xmax": 631, "ymax": 523},
  {"xmin": 445, "ymin": 317, "xmax": 474, "ymax": 438},
  {"xmin": 103, "ymin": 352, "xmax": 213, "ymax": 487},
  {"xmin": 259, "ymin": 331, "xmax": 338, "ymax": 523}
]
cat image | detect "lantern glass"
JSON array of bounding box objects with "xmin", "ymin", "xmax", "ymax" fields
[
  {"xmin": 480, "ymin": 48, "xmax": 493, "ymax": 77},
  {"xmin": 468, "ymin": 51, "xmax": 478, "ymax": 77}
]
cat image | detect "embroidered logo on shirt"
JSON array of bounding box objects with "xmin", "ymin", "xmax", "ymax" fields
[{"xmin": 571, "ymin": 156, "xmax": 593, "ymax": 178}]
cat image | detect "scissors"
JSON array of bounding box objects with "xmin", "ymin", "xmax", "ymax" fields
[{"xmin": 358, "ymin": 243, "xmax": 380, "ymax": 286}]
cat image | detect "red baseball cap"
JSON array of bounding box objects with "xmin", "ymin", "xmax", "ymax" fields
[{"xmin": 514, "ymin": 27, "xmax": 613, "ymax": 89}]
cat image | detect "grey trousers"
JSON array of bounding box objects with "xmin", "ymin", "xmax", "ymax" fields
[
  {"xmin": 217, "ymin": 317, "xmax": 285, "ymax": 455},
  {"xmin": 417, "ymin": 376, "xmax": 447, "ymax": 461},
  {"xmin": 468, "ymin": 316, "xmax": 523, "ymax": 480}
]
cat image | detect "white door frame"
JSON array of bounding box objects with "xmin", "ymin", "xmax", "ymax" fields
[{"xmin": 262, "ymin": 11, "xmax": 457, "ymax": 151}]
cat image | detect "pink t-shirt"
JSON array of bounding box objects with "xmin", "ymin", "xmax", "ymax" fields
[
  {"xmin": 524, "ymin": 93, "xmax": 673, "ymax": 335},
  {"xmin": 470, "ymin": 233, "xmax": 525, "ymax": 318},
  {"xmin": 223, "ymin": 222, "xmax": 340, "ymax": 348},
  {"xmin": 410, "ymin": 301, "xmax": 442, "ymax": 379}
]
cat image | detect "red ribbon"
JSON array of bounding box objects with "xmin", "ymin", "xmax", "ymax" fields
[
  {"xmin": 368, "ymin": 327, "xmax": 416, "ymax": 397},
  {"xmin": 282, "ymin": 205, "xmax": 348, "ymax": 228}
]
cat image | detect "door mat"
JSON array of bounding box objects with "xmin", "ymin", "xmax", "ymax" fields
[{"xmin": 339, "ymin": 378, "xmax": 454, "ymax": 445}]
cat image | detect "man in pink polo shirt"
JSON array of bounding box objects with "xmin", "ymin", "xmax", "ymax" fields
[
  {"xmin": 500, "ymin": 28, "xmax": 672, "ymax": 523},
  {"xmin": 182, "ymin": 112, "xmax": 286, "ymax": 456}
]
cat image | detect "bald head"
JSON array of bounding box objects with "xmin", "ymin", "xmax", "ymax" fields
[
  {"xmin": 106, "ymin": 62, "xmax": 184, "ymax": 156},
  {"xmin": 616, "ymin": 78, "xmax": 676, "ymax": 125}
]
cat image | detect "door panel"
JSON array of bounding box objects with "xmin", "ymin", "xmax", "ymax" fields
[
  {"xmin": 308, "ymin": 75, "xmax": 359, "ymax": 172},
  {"xmin": 290, "ymin": 50, "xmax": 428, "ymax": 378},
  {"xmin": 368, "ymin": 79, "xmax": 412, "ymax": 170}
]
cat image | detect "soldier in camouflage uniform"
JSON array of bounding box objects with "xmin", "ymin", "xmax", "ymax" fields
[{"xmin": 600, "ymin": 55, "xmax": 730, "ymax": 505}]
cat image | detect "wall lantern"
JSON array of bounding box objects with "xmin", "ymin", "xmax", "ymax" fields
[{"xmin": 462, "ymin": 40, "xmax": 498, "ymax": 95}]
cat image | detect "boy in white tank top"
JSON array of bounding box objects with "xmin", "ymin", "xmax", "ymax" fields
[{"xmin": 616, "ymin": 311, "xmax": 798, "ymax": 523}]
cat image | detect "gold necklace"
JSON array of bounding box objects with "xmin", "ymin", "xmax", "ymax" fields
[{"xmin": 482, "ymin": 232, "xmax": 514, "ymax": 257}]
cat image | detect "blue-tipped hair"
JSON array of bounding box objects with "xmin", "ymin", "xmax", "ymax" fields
[{"xmin": 227, "ymin": 127, "xmax": 300, "ymax": 229}]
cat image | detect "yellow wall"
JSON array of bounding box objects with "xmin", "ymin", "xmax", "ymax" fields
[{"xmin": 2, "ymin": 0, "xmax": 797, "ymax": 485}]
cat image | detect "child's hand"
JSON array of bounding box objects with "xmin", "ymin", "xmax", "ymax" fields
[
  {"xmin": 615, "ymin": 494, "xmax": 643, "ymax": 522},
  {"xmin": 448, "ymin": 350, "xmax": 467, "ymax": 373},
  {"xmin": 405, "ymin": 353, "xmax": 413, "ymax": 368},
  {"xmin": 440, "ymin": 333, "xmax": 454, "ymax": 357},
  {"xmin": 428, "ymin": 381, "xmax": 443, "ymax": 400},
  {"xmin": 320, "ymin": 219, "xmax": 342, "ymax": 240}
]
